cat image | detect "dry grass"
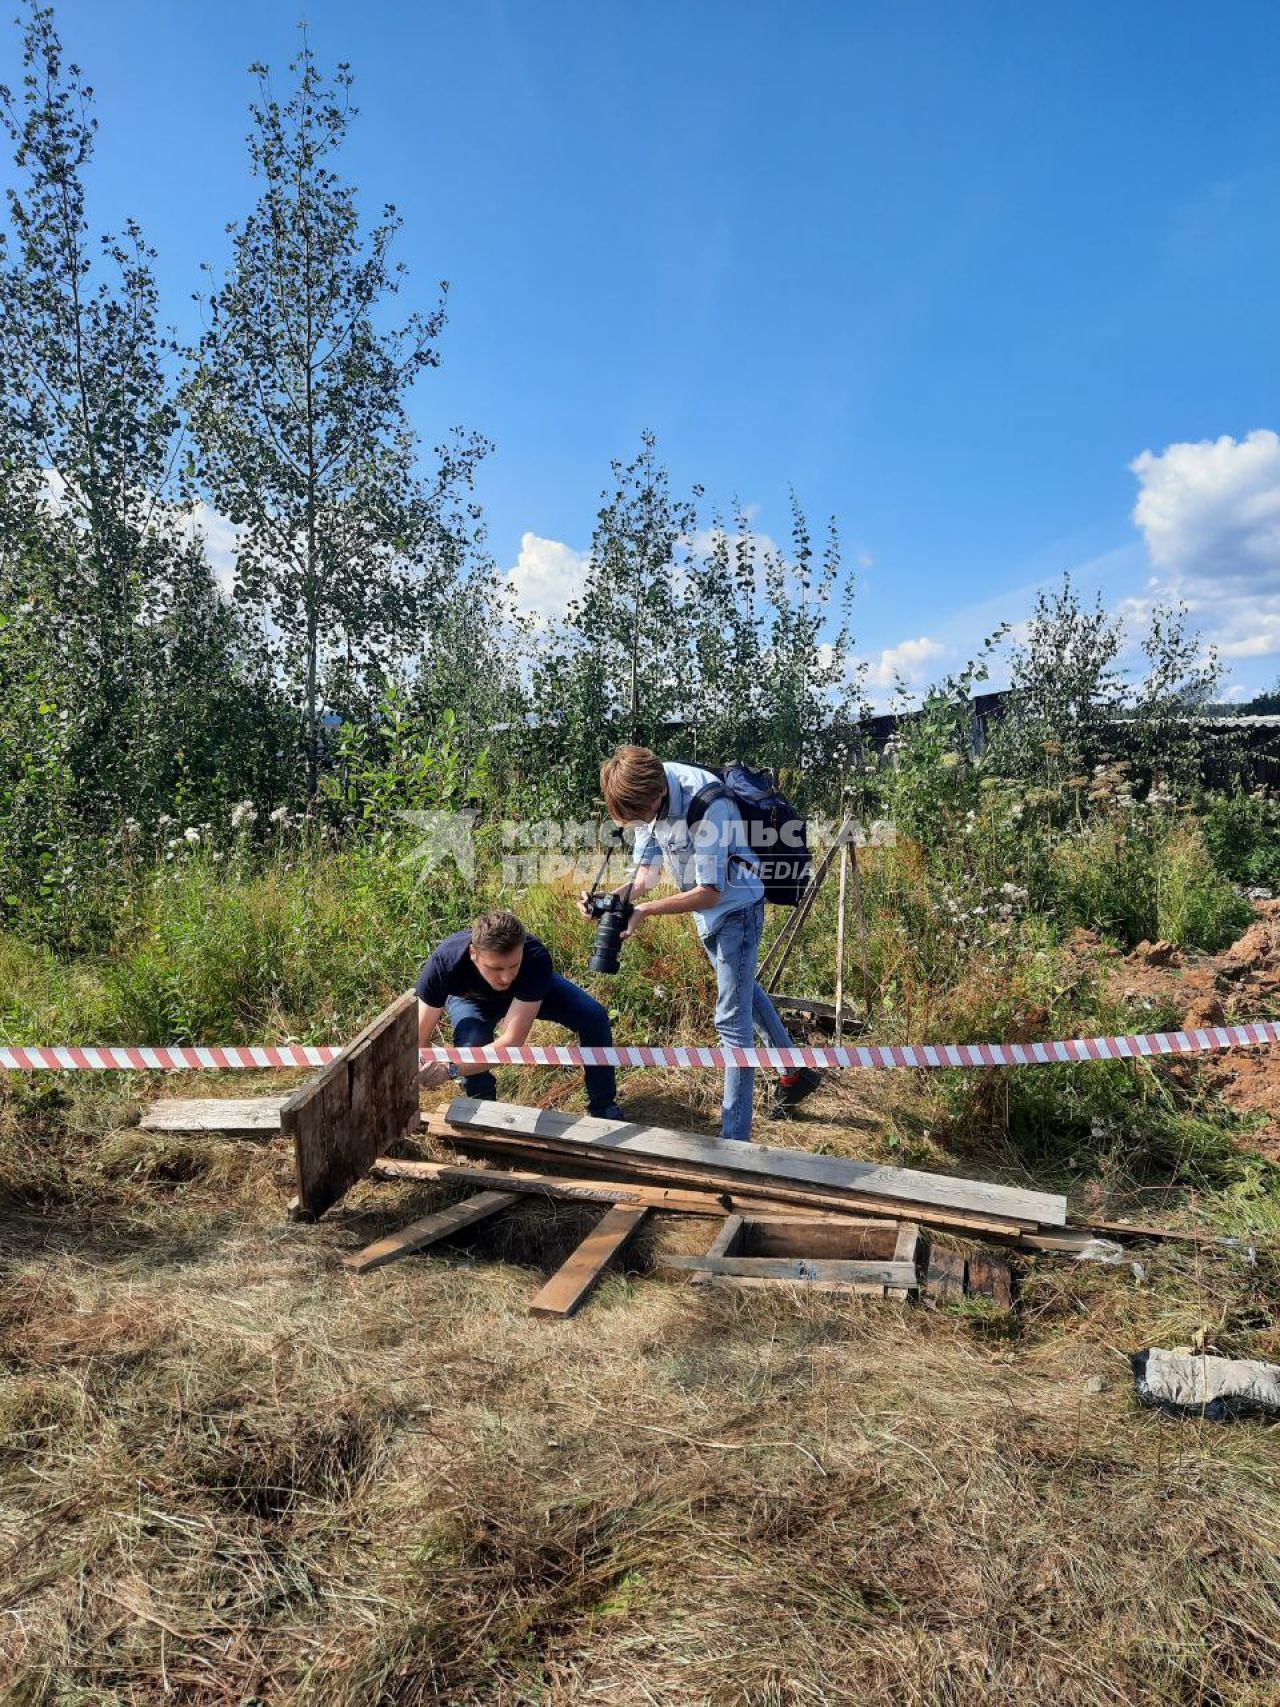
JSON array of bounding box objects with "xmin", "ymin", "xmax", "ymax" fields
[{"xmin": 2, "ymin": 1062, "xmax": 1280, "ymax": 1706}]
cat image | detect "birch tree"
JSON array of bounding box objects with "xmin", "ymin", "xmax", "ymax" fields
[{"xmin": 184, "ymin": 39, "xmax": 486, "ymax": 800}]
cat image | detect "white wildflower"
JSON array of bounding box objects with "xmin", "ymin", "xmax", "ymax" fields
[
  {"xmin": 184, "ymin": 827, "xmax": 201, "ymax": 846},
  {"xmin": 230, "ymin": 800, "xmax": 257, "ymax": 831},
  {"xmin": 270, "ymin": 805, "xmax": 290, "ymax": 825}
]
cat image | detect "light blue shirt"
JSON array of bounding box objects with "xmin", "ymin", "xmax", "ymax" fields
[{"xmin": 631, "ymin": 760, "xmax": 764, "ymax": 935}]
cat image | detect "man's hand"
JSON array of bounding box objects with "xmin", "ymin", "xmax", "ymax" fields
[
  {"xmin": 621, "ymin": 901, "xmax": 650, "ymax": 939},
  {"xmin": 417, "ymin": 1060, "xmax": 451, "ymax": 1089},
  {"xmin": 576, "ymin": 889, "xmax": 595, "ymax": 920}
]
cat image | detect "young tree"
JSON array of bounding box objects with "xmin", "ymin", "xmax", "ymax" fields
[
  {"xmin": 991, "ymin": 574, "xmax": 1127, "ymax": 788},
  {"xmin": 1133, "ymin": 599, "xmax": 1222, "ymax": 793},
  {"xmin": 531, "ymin": 433, "xmax": 700, "ymax": 803},
  {"xmin": 753, "ymin": 495, "xmax": 862, "ymax": 792},
  {"xmin": 0, "ymin": 2, "xmax": 255, "ymax": 842},
  {"xmin": 184, "ymin": 39, "xmax": 487, "ymax": 801}
]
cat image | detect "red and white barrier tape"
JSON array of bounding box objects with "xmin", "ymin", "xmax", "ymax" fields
[
  {"xmin": 2, "ymin": 1022, "xmax": 1279, "ymax": 1073},
  {"xmin": 0, "ymin": 1044, "xmax": 339, "ymax": 1071},
  {"xmin": 439, "ymin": 1023, "xmax": 1280, "ymax": 1071}
]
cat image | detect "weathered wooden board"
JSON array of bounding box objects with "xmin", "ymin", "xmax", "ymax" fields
[
  {"xmin": 967, "ymin": 1251, "xmax": 1015, "ymax": 1309},
  {"xmin": 283, "ymin": 989, "xmax": 419, "ymax": 1220},
  {"xmin": 888, "ymin": 1221, "xmax": 921, "ymax": 1301},
  {"xmin": 343, "ymin": 1190, "xmax": 518, "ymax": 1274},
  {"xmin": 662, "ymin": 1254, "xmax": 919, "ymax": 1286},
  {"xmin": 689, "ymin": 1212, "xmax": 746, "ymax": 1289},
  {"xmin": 449, "ymin": 1126, "xmax": 1028, "ymax": 1237},
  {"xmin": 443, "ymin": 1098, "xmax": 1065, "ymax": 1228},
  {"xmin": 140, "ymin": 1096, "xmax": 287, "ymax": 1133},
  {"xmin": 528, "ymin": 1205, "xmax": 649, "ymax": 1319},
  {"xmin": 377, "ymin": 1153, "xmax": 854, "ymax": 1221},
  {"xmin": 925, "ymin": 1247, "xmax": 966, "ymax": 1301},
  {"xmin": 692, "ymin": 1274, "xmax": 890, "ymax": 1298}
]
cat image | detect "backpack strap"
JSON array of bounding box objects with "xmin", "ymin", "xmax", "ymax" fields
[
  {"xmin": 686, "ymin": 781, "xmax": 752, "ymax": 870},
  {"xmin": 685, "ymin": 782, "xmax": 729, "ymax": 827}
]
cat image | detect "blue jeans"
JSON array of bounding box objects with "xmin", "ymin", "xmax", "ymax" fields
[
  {"xmin": 698, "ymin": 899, "xmax": 795, "ymax": 1141},
  {"xmin": 445, "ymin": 973, "xmax": 617, "ymax": 1114}
]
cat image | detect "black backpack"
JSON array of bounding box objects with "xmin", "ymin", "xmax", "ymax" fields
[{"xmin": 685, "ymin": 761, "xmax": 812, "ymax": 907}]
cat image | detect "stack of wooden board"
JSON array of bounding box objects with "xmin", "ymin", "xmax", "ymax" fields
[
  {"xmin": 333, "ymin": 1096, "xmax": 1064, "ymax": 1318},
  {"xmin": 432, "ymin": 1098, "xmax": 1068, "ymax": 1240}
]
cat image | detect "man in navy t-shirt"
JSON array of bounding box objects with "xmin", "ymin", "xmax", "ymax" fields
[{"xmin": 416, "ymin": 909, "xmax": 621, "ymax": 1118}]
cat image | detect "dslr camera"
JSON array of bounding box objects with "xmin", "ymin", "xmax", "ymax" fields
[{"xmin": 584, "ymin": 888, "xmax": 634, "ymax": 975}]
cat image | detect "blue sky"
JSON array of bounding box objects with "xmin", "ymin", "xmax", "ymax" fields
[{"xmin": 10, "ymin": 1, "xmax": 1280, "ymax": 700}]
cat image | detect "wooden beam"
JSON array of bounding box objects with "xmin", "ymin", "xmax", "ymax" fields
[
  {"xmin": 139, "ymin": 1096, "xmax": 287, "ymax": 1133},
  {"xmin": 528, "ymin": 1205, "xmax": 649, "ymax": 1319},
  {"xmin": 689, "ymin": 1274, "xmax": 890, "ymax": 1298},
  {"xmin": 402, "ymin": 1139, "xmax": 890, "ymax": 1222},
  {"xmin": 442, "ymin": 1098, "xmax": 1066, "ymax": 1228},
  {"xmin": 661, "ymin": 1254, "xmax": 918, "ymax": 1287},
  {"xmin": 689, "ymin": 1213, "xmax": 745, "ymax": 1289},
  {"xmin": 888, "ymin": 1221, "xmax": 920, "ymax": 1301},
  {"xmin": 343, "ymin": 1190, "xmax": 518, "ymax": 1275}
]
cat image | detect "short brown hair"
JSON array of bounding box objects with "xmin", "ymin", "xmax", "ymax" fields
[
  {"xmin": 601, "ymin": 745, "xmax": 666, "ymax": 820},
  {"xmin": 470, "ymin": 910, "xmax": 526, "ymax": 955}
]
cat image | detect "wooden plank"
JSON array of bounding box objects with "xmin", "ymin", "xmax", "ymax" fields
[
  {"xmin": 690, "ymin": 1212, "xmax": 746, "ymax": 1289},
  {"xmin": 139, "ymin": 1096, "xmax": 287, "ymax": 1133},
  {"xmin": 376, "ymin": 1152, "xmax": 865, "ymax": 1222},
  {"xmin": 443, "ymin": 1099, "xmax": 1065, "ymax": 1227},
  {"xmin": 447, "ymin": 1126, "xmax": 1029, "ymax": 1237},
  {"xmin": 925, "ymin": 1247, "xmax": 965, "ymax": 1301},
  {"xmin": 528, "ymin": 1205, "xmax": 649, "ymax": 1319},
  {"xmin": 967, "ymin": 1252, "xmax": 1014, "ymax": 1309},
  {"xmin": 888, "ymin": 1221, "xmax": 920, "ymax": 1301},
  {"xmin": 343, "ymin": 1190, "xmax": 518, "ymax": 1275},
  {"xmin": 696, "ymin": 1274, "xmax": 889, "ymax": 1298},
  {"xmin": 662, "ymin": 1254, "xmax": 918, "ymax": 1286},
  {"xmin": 446, "ymin": 1127, "xmax": 1032, "ymax": 1235},
  {"xmin": 282, "ymin": 989, "xmax": 418, "ymax": 1220}
]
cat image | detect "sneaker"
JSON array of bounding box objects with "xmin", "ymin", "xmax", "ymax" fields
[
  {"xmin": 769, "ymin": 1067, "xmax": 823, "ymax": 1117},
  {"xmin": 589, "ymin": 1102, "xmax": 626, "ymax": 1122}
]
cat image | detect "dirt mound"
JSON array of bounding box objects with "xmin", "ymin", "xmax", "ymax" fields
[{"xmin": 1097, "ymin": 904, "xmax": 1280, "ymax": 1154}]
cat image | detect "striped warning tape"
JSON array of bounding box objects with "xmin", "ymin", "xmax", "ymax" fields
[
  {"xmin": 0, "ymin": 1044, "xmax": 339, "ymax": 1071},
  {"xmin": 439, "ymin": 1022, "xmax": 1280, "ymax": 1071},
  {"xmin": 1, "ymin": 1022, "xmax": 1279, "ymax": 1073}
]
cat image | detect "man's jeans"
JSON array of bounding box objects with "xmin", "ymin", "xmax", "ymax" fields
[
  {"xmin": 445, "ymin": 973, "xmax": 618, "ymax": 1114},
  {"xmin": 698, "ymin": 898, "xmax": 795, "ymax": 1141}
]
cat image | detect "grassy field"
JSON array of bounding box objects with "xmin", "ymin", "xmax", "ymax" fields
[
  {"xmin": 3, "ymin": 1027, "xmax": 1280, "ymax": 1703},
  {"xmin": 3, "ymin": 842, "xmax": 1280, "ymax": 1704}
]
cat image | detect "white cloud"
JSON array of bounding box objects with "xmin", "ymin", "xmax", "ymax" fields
[
  {"xmin": 1131, "ymin": 430, "xmax": 1280, "ymax": 585},
  {"xmin": 506, "ymin": 531, "xmax": 590, "ymax": 626},
  {"xmin": 181, "ymin": 501, "xmax": 240, "ymax": 594},
  {"xmin": 863, "ymin": 635, "xmax": 946, "ymax": 690},
  {"xmin": 1130, "ymin": 431, "xmax": 1280, "ymax": 665}
]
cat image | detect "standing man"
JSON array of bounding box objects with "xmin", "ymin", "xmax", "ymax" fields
[
  {"xmin": 416, "ymin": 910, "xmax": 622, "ymax": 1120},
  {"xmin": 590, "ymin": 745, "xmax": 821, "ymax": 1142}
]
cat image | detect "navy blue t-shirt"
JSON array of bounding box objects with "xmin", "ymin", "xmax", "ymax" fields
[{"xmin": 415, "ymin": 929, "xmax": 555, "ymax": 1013}]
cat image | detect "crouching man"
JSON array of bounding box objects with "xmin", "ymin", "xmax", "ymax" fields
[
  {"xmin": 416, "ymin": 909, "xmax": 622, "ymax": 1120},
  {"xmin": 590, "ymin": 746, "xmax": 820, "ymax": 1143}
]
